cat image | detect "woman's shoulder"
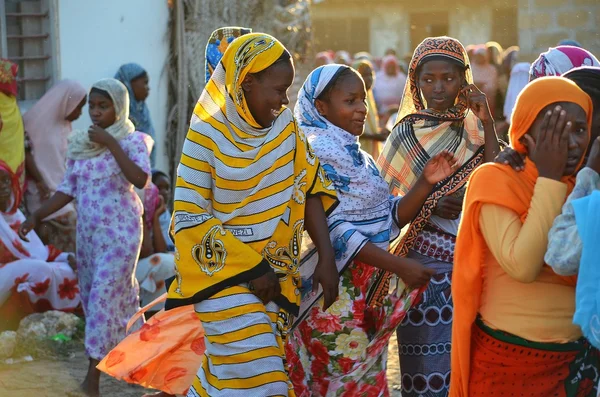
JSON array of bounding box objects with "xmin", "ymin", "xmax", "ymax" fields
[{"xmin": 124, "ymin": 131, "xmax": 154, "ymax": 151}]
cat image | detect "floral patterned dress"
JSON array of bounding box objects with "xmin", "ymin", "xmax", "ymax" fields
[
  {"xmin": 287, "ymin": 262, "xmax": 423, "ymax": 396},
  {"xmin": 58, "ymin": 131, "xmax": 151, "ymax": 360}
]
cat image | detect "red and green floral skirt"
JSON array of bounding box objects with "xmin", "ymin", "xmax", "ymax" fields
[{"xmin": 286, "ymin": 260, "xmax": 424, "ymax": 397}]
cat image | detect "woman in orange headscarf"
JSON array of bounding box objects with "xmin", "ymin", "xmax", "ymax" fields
[{"xmin": 451, "ymin": 76, "xmax": 599, "ymax": 397}]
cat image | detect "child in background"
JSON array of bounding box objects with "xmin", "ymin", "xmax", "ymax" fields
[{"xmin": 20, "ymin": 78, "xmax": 152, "ymax": 397}]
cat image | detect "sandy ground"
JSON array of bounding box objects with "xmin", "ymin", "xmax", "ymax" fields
[{"xmin": 0, "ymin": 335, "xmax": 403, "ymax": 397}]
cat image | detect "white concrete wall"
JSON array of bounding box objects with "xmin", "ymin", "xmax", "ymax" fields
[{"xmin": 56, "ymin": 0, "xmax": 170, "ymax": 172}]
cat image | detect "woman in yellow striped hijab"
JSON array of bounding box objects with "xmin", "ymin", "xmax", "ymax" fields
[{"xmin": 166, "ymin": 33, "xmax": 339, "ymax": 396}]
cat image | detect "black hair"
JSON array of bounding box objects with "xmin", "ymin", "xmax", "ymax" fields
[
  {"xmin": 315, "ymin": 66, "xmax": 358, "ymax": 102},
  {"xmin": 90, "ymin": 87, "xmax": 113, "ymax": 103},
  {"xmin": 564, "ymin": 67, "xmax": 600, "ymax": 107},
  {"xmin": 253, "ymin": 50, "xmax": 292, "ymax": 80},
  {"xmin": 415, "ymin": 55, "xmax": 467, "ymax": 78},
  {"xmin": 152, "ymin": 170, "xmax": 170, "ymax": 184}
]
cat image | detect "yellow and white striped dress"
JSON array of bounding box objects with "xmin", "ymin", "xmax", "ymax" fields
[{"xmin": 166, "ymin": 33, "xmax": 337, "ymax": 396}]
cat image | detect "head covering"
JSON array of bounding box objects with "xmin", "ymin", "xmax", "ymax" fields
[
  {"xmin": 0, "ymin": 160, "xmax": 21, "ymax": 214},
  {"xmin": 0, "ymin": 59, "xmax": 25, "ymax": 193},
  {"xmin": 564, "ymin": 66, "xmax": 600, "ymax": 103},
  {"xmin": 0, "ymin": 59, "xmax": 18, "ymax": 97},
  {"xmin": 450, "ymin": 77, "xmax": 592, "ymax": 397},
  {"xmin": 205, "ymin": 26, "xmax": 252, "ymax": 83},
  {"xmin": 530, "ymin": 46, "xmax": 600, "ymax": 80},
  {"xmin": 353, "ymin": 51, "xmax": 372, "ymax": 61},
  {"xmin": 558, "ymin": 39, "xmax": 582, "ymax": 48},
  {"xmin": 114, "ymin": 63, "xmax": 154, "ymax": 139},
  {"xmin": 165, "ymin": 33, "xmax": 338, "ymax": 312},
  {"xmin": 373, "ymin": 37, "xmax": 485, "ymax": 307},
  {"xmin": 67, "ymin": 78, "xmax": 135, "ymax": 160},
  {"xmin": 381, "ymin": 54, "xmax": 399, "ymax": 72},
  {"xmin": 395, "ymin": 37, "xmax": 472, "ymax": 123},
  {"xmin": 485, "ymin": 41, "xmax": 503, "ymax": 66},
  {"xmin": 503, "ymin": 62, "xmax": 531, "ymax": 120},
  {"xmin": 23, "ymin": 79, "xmax": 86, "ymax": 219},
  {"xmin": 293, "ymin": 64, "xmax": 403, "ymax": 325}
]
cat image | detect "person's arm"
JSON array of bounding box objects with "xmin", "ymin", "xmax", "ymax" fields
[
  {"xmin": 479, "ymin": 177, "xmax": 567, "ymax": 282},
  {"xmin": 88, "ymin": 126, "xmax": 149, "ymax": 189},
  {"xmin": 467, "ymin": 84, "xmax": 500, "ymax": 162},
  {"xmin": 397, "ymin": 150, "xmax": 459, "ymax": 225},
  {"xmin": 355, "ymin": 242, "xmax": 435, "ymax": 288},
  {"xmin": 305, "ymin": 195, "xmax": 339, "ymax": 310},
  {"xmin": 19, "ymin": 192, "xmax": 73, "ymax": 239}
]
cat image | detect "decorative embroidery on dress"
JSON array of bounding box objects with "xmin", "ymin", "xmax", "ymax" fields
[
  {"xmin": 293, "ymin": 169, "xmax": 307, "ymax": 204},
  {"xmin": 192, "ymin": 225, "xmax": 227, "ymax": 276},
  {"xmin": 263, "ymin": 220, "xmax": 304, "ymax": 273}
]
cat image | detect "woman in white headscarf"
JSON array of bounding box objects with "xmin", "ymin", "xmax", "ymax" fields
[{"xmin": 19, "ymin": 78, "xmax": 153, "ymax": 397}]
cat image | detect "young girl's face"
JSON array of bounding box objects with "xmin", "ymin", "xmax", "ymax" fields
[
  {"xmin": 418, "ymin": 60, "xmax": 464, "ymax": 112},
  {"xmin": 243, "ymin": 58, "xmax": 295, "ymax": 128},
  {"xmin": 89, "ymin": 91, "xmax": 116, "ymax": 128},
  {"xmin": 316, "ymin": 71, "xmax": 368, "ymax": 136},
  {"xmin": 66, "ymin": 96, "xmax": 87, "ymax": 122},
  {"xmin": 155, "ymin": 175, "xmax": 171, "ymax": 204},
  {"xmin": 131, "ymin": 73, "xmax": 150, "ymax": 102}
]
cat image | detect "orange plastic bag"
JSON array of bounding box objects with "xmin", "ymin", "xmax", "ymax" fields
[{"xmin": 97, "ymin": 294, "xmax": 205, "ymax": 395}]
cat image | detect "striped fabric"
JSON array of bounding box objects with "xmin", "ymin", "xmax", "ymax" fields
[
  {"xmin": 189, "ymin": 285, "xmax": 292, "ymax": 397},
  {"xmin": 166, "ymin": 33, "xmax": 337, "ymax": 396}
]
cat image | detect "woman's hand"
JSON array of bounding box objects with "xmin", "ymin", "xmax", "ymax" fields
[
  {"xmin": 67, "ymin": 254, "xmax": 77, "ymax": 272},
  {"xmin": 467, "ymin": 84, "xmax": 493, "ymax": 125},
  {"xmin": 422, "ymin": 150, "xmax": 459, "ymax": 185},
  {"xmin": 312, "ymin": 253, "xmax": 339, "ymax": 311},
  {"xmin": 154, "ymin": 196, "xmax": 167, "ymax": 220},
  {"xmin": 249, "ymin": 269, "xmax": 281, "ymax": 305},
  {"xmin": 88, "ymin": 125, "xmax": 116, "ymax": 147},
  {"xmin": 494, "ymin": 147, "xmax": 525, "ymax": 171},
  {"xmin": 394, "ymin": 257, "xmax": 436, "ymax": 289},
  {"xmin": 523, "ymin": 105, "xmax": 570, "ymax": 180},
  {"xmin": 18, "ymin": 215, "xmax": 39, "ymax": 242},
  {"xmin": 433, "ymin": 196, "xmax": 463, "ymax": 220},
  {"xmin": 586, "ymin": 137, "xmax": 600, "ymax": 174}
]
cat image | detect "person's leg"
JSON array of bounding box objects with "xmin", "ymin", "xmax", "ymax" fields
[
  {"xmin": 80, "ymin": 358, "xmax": 100, "ymax": 396},
  {"xmin": 187, "ymin": 284, "xmax": 293, "ymax": 397}
]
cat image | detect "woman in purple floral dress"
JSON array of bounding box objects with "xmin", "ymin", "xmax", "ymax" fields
[{"xmin": 20, "ymin": 78, "xmax": 152, "ymax": 397}]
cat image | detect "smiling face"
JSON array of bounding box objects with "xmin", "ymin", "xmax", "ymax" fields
[
  {"xmin": 88, "ymin": 90, "xmax": 116, "ymax": 128},
  {"xmin": 524, "ymin": 101, "xmax": 589, "ymax": 176},
  {"xmin": 315, "ymin": 69, "xmax": 368, "ymax": 136},
  {"xmin": 242, "ymin": 56, "xmax": 295, "ymax": 128},
  {"xmin": 417, "ymin": 59, "xmax": 465, "ymax": 112}
]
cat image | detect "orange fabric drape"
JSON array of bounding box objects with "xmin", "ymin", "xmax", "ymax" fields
[{"xmin": 450, "ymin": 77, "xmax": 593, "ymax": 396}]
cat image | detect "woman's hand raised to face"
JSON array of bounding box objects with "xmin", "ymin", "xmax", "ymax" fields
[
  {"xmin": 494, "ymin": 147, "xmax": 526, "ymax": 171},
  {"xmin": 523, "ymin": 106, "xmax": 570, "ymax": 181},
  {"xmin": 586, "ymin": 137, "xmax": 600, "ymax": 175},
  {"xmin": 422, "ymin": 150, "xmax": 459, "ymax": 185},
  {"xmin": 467, "ymin": 84, "xmax": 493, "ymax": 125},
  {"xmin": 88, "ymin": 125, "xmax": 116, "ymax": 148}
]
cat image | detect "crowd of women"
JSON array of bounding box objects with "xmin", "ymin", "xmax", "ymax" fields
[{"xmin": 1, "ymin": 24, "xmax": 600, "ymax": 397}]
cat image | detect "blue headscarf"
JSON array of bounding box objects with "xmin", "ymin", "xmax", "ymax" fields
[{"xmin": 115, "ymin": 63, "xmax": 154, "ymax": 139}]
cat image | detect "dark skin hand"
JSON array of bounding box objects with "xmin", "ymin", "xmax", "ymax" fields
[
  {"xmin": 355, "ymin": 243, "xmax": 435, "ymax": 288},
  {"xmin": 88, "ymin": 125, "xmax": 148, "ymax": 189},
  {"xmin": 250, "ymin": 270, "xmax": 282, "ymax": 305},
  {"xmin": 19, "ymin": 192, "xmax": 74, "ymax": 241},
  {"xmin": 397, "ymin": 151, "xmax": 459, "ymax": 225},
  {"xmin": 304, "ymin": 195, "xmax": 339, "ymax": 310},
  {"xmin": 465, "ymin": 84, "xmax": 501, "ymax": 162},
  {"xmin": 495, "ymin": 146, "xmax": 526, "ymax": 171},
  {"xmin": 523, "ymin": 106, "xmax": 571, "ymax": 180}
]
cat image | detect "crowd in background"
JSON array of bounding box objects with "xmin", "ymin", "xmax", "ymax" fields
[{"xmin": 0, "ymin": 27, "xmax": 600, "ymax": 397}]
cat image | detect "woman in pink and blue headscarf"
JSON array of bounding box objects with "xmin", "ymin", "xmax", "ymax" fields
[{"xmin": 530, "ymin": 45, "xmax": 599, "ymax": 81}]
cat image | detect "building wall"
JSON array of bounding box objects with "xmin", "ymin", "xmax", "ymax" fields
[
  {"xmin": 518, "ymin": 0, "xmax": 600, "ymax": 61},
  {"xmin": 56, "ymin": 0, "xmax": 170, "ymax": 172}
]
